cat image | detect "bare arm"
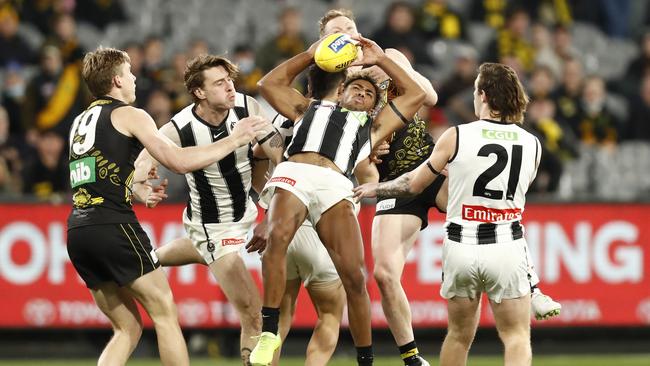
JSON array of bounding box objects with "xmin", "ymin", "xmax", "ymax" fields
[
  {"xmin": 114, "ymin": 106, "xmax": 266, "ymax": 174},
  {"xmin": 257, "ymin": 51, "xmax": 313, "ymax": 122},
  {"xmin": 353, "ymin": 158, "xmax": 379, "ymax": 185},
  {"xmin": 385, "ymin": 48, "xmax": 438, "ymax": 107},
  {"xmin": 247, "ymin": 96, "xmax": 284, "ymax": 164},
  {"xmin": 352, "ymin": 36, "xmax": 426, "ymax": 146},
  {"xmin": 354, "ymin": 126, "xmax": 456, "ymax": 200}
]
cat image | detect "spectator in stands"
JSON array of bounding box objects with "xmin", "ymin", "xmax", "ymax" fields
[
  {"xmin": 0, "ymin": 106, "xmax": 23, "ymax": 195},
  {"xmin": 0, "ymin": 4, "xmax": 36, "ymax": 68},
  {"xmin": 1, "ymin": 63, "xmax": 28, "ymax": 138},
  {"xmin": 125, "ymin": 43, "xmax": 154, "ymax": 107},
  {"xmin": 553, "ymin": 57, "xmax": 584, "ymax": 129},
  {"xmin": 620, "ymin": 30, "xmax": 650, "ymax": 96},
  {"xmin": 625, "ymin": 74, "xmax": 650, "ymax": 141},
  {"xmin": 575, "ymin": 75, "xmax": 621, "ymax": 145},
  {"xmin": 142, "ymin": 36, "xmax": 166, "ymax": 86},
  {"xmin": 256, "ymin": 7, "xmax": 307, "ymax": 73},
  {"xmin": 417, "ymin": 0, "xmax": 467, "ymax": 41},
  {"xmin": 18, "ymin": 0, "xmax": 74, "ymax": 34},
  {"xmin": 145, "ymin": 89, "xmax": 173, "ymax": 129},
  {"xmin": 188, "ymin": 39, "xmax": 210, "ymax": 59},
  {"xmin": 529, "ymin": 65, "xmax": 558, "ymax": 101},
  {"xmin": 437, "ymin": 45, "xmax": 477, "ymax": 108},
  {"xmin": 22, "ymin": 129, "xmax": 68, "ymax": 201},
  {"xmin": 553, "ymin": 25, "xmax": 582, "ymax": 63},
  {"xmin": 233, "ymin": 44, "xmax": 263, "ymax": 97},
  {"xmin": 526, "ymin": 98, "xmax": 579, "ymax": 193},
  {"xmin": 372, "ymin": 1, "xmax": 432, "ymax": 66},
  {"xmin": 531, "ymin": 23, "xmax": 562, "ymax": 78},
  {"xmin": 46, "ymin": 13, "xmax": 85, "ymax": 64},
  {"xmin": 160, "ymin": 51, "xmax": 193, "ymax": 113},
  {"xmin": 22, "ymin": 45, "xmax": 90, "ymax": 139},
  {"xmin": 485, "ymin": 6, "xmax": 536, "ymax": 73},
  {"xmin": 470, "ymin": 0, "xmax": 509, "ymax": 29},
  {"xmin": 74, "ymin": 0, "xmax": 126, "ymax": 30}
]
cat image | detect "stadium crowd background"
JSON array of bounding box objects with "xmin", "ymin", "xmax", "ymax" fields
[{"xmin": 1, "ymin": 0, "xmax": 650, "ymax": 205}]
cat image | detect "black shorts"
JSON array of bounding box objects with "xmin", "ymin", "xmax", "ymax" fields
[
  {"xmin": 67, "ymin": 223, "xmax": 160, "ymax": 289},
  {"xmin": 375, "ymin": 174, "xmax": 446, "ymax": 230}
]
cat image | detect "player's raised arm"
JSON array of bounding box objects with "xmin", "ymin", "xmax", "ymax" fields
[
  {"xmin": 350, "ymin": 35, "xmax": 426, "ymax": 145},
  {"xmin": 115, "ymin": 107, "xmax": 267, "ymax": 174},
  {"xmin": 257, "ymin": 38, "xmax": 327, "ymax": 121}
]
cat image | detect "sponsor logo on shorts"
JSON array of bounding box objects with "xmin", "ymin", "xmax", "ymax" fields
[
  {"xmin": 462, "ymin": 204, "xmax": 522, "ymax": 222},
  {"xmin": 376, "ymin": 198, "xmax": 396, "ymax": 211},
  {"xmin": 69, "ymin": 157, "xmax": 96, "ymax": 188},
  {"xmin": 150, "ymin": 249, "xmax": 159, "ymax": 264},
  {"xmin": 206, "ymin": 241, "xmax": 215, "ymax": 252},
  {"xmin": 222, "ymin": 238, "xmax": 245, "ymax": 246},
  {"xmin": 269, "ymin": 176, "xmax": 296, "ymax": 186},
  {"xmin": 481, "ymin": 129, "xmax": 518, "ymax": 141}
]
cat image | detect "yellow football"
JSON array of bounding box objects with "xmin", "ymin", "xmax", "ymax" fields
[{"xmin": 314, "ymin": 33, "xmax": 358, "ymax": 73}]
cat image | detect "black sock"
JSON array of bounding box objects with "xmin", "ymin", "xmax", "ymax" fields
[
  {"xmin": 356, "ymin": 345, "xmax": 373, "ymax": 365},
  {"xmin": 261, "ymin": 307, "xmax": 279, "ymax": 334},
  {"xmin": 531, "ymin": 283, "xmax": 539, "ymax": 295},
  {"xmin": 399, "ymin": 340, "xmax": 422, "ymax": 365}
]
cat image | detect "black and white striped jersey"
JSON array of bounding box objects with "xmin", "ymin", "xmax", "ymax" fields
[
  {"xmin": 446, "ymin": 119, "xmax": 542, "ymax": 244},
  {"xmin": 285, "ymin": 100, "xmax": 372, "ymax": 176},
  {"xmin": 171, "ymin": 93, "xmax": 256, "ymax": 224}
]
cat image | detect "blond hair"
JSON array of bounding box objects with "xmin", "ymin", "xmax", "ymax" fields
[
  {"xmin": 318, "ymin": 8, "xmax": 355, "ymax": 37},
  {"xmin": 82, "ymin": 47, "xmax": 130, "ymax": 97}
]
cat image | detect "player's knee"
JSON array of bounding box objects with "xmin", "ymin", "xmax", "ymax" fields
[
  {"xmin": 339, "ymin": 268, "xmax": 367, "ymax": 296},
  {"xmin": 373, "ymin": 264, "xmax": 397, "ymax": 289},
  {"xmin": 113, "ymin": 317, "xmax": 143, "ymax": 344},
  {"xmin": 447, "ymin": 327, "xmax": 476, "ymax": 348}
]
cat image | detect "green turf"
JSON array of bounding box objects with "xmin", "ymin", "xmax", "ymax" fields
[{"xmin": 1, "ymin": 355, "xmax": 649, "ymax": 365}]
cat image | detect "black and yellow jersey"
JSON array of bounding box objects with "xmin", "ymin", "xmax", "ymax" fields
[
  {"xmin": 375, "ymin": 79, "xmax": 434, "ymax": 181},
  {"xmin": 67, "ymin": 96, "xmax": 143, "ymax": 228}
]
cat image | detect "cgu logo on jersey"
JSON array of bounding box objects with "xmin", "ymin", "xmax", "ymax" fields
[
  {"xmin": 482, "ymin": 129, "xmax": 518, "ymax": 141},
  {"xmin": 69, "ymin": 157, "xmax": 96, "ymax": 188},
  {"xmin": 328, "ymin": 34, "xmax": 351, "ymax": 53}
]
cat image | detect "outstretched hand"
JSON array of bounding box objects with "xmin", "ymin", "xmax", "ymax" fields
[
  {"xmin": 349, "ymin": 34, "xmax": 385, "ymax": 67},
  {"xmin": 146, "ymin": 178, "xmax": 168, "ymax": 208},
  {"xmin": 245, "ymin": 216, "xmax": 269, "ymax": 254},
  {"xmin": 352, "ymin": 182, "xmax": 379, "ymax": 203}
]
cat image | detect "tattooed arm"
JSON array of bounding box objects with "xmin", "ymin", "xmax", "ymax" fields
[{"xmin": 354, "ymin": 126, "xmax": 457, "ymax": 201}]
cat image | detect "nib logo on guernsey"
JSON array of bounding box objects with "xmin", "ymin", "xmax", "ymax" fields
[
  {"xmin": 482, "ymin": 129, "xmax": 518, "ymax": 141},
  {"xmin": 69, "ymin": 157, "xmax": 96, "ymax": 188}
]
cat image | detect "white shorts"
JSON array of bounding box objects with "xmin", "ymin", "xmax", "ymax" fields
[
  {"xmin": 182, "ymin": 204, "xmax": 258, "ymax": 265},
  {"xmin": 440, "ymin": 238, "xmax": 531, "ymax": 303},
  {"xmin": 261, "ymin": 161, "xmax": 354, "ymax": 225},
  {"xmin": 286, "ymin": 223, "xmax": 339, "ymax": 286}
]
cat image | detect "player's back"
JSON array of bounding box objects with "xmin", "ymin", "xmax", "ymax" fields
[
  {"xmin": 67, "ymin": 97, "xmax": 142, "ymax": 229},
  {"xmin": 446, "ymin": 119, "xmax": 541, "ymax": 244}
]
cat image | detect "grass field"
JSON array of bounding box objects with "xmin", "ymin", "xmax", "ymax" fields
[{"xmin": 1, "ymin": 355, "xmax": 649, "ymax": 365}]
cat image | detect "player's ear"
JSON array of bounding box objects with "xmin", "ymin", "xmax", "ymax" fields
[
  {"xmin": 193, "ymin": 87, "xmax": 206, "ymax": 101},
  {"xmin": 113, "ymin": 74, "xmax": 122, "ymax": 88}
]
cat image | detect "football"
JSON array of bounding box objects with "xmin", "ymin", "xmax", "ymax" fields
[{"xmin": 314, "ymin": 33, "xmax": 358, "ymax": 72}]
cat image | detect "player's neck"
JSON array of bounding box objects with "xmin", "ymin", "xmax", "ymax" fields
[
  {"xmin": 105, "ymin": 90, "xmax": 129, "ymax": 104},
  {"xmin": 478, "ymin": 108, "xmax": 501, "ymax": 122},
  {"xmin": 194, "ymin": 103, "xmax": 228, "ymax": 126}
]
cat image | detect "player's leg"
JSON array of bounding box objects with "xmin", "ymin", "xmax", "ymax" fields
[
  {"xmin": 490, "ymin": 296, "xmax": 532, "ymax": 366},
  {"xmin": 208, "ymin": 252, "xmax": 262, "ymax": 365},
  {"xmin": 525, "ymin": 246, "xmax": 561, "ymax": 320},
  {"xmin": 251, "ymin": 188, "xmax": 307, "ymax": 365},
  {"xmin": 316, "ymin": 199, "xmax": 373, "ymax": 364},
  {"xmin": 439, "ymin": 296, "xmax": 481, "ymax": 366},
  {"xmin": 271, "ymin": 278, "xmax": 302, "ymax": 366},
  {"xmin": 155, "ymin": 237, "xmax": 205, "ymax": 266},
  {"xmin": 127, "ymin": 268, "xmax": 189, "ymax": 366},
  {"xmin": 372, "ymin": 214, "xmax": 423, "ymax": 364},
  {"xmin": 304, "ymin": 279, "xmax": 345, "ymax": 366},
  {"xmin": 90, "ymin": 283, "xmax": 143, "ymax": 366}
]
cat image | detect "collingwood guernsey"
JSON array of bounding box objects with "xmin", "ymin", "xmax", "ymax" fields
[
  {"xmin": 286, "ymin": 100, "xmax": 372, "ymax": 176},
  {"xmin": 171, "ymin": 92, "xmax": 256, "ymax": 224}
]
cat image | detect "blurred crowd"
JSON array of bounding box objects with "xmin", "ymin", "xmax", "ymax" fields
[{"xmin": 1, "ymin": 0, "xmax": 649, "ymax": 203}]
